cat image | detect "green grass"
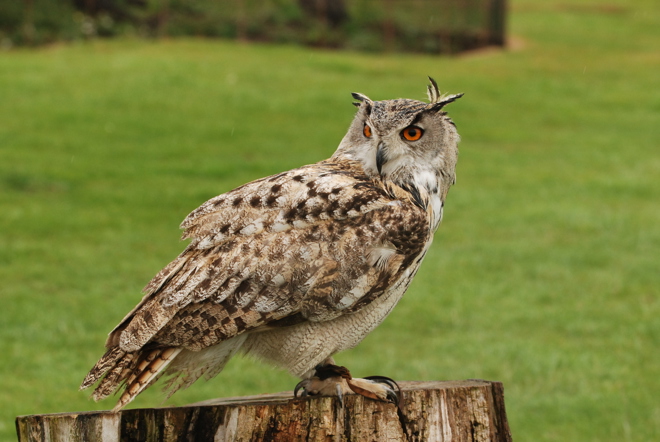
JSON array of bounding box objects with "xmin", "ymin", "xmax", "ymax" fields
[{"xmin": 1, "ymin": 0, "xmax": 659, "ymax": 440}]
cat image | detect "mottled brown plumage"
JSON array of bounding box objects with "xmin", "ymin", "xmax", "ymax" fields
[{"xmin": 81, "ymin": 78, "xmax": 462, "ymax": 411}]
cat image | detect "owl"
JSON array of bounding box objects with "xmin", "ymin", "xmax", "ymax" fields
[{"xmin": 81, "ymin": 78, "xmax": 463, "ymax": 411}]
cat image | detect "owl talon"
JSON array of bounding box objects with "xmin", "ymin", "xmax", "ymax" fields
[
  {"xmin": 293, "ymin": 364, "xmax": 400, "ymax": 405},
  {"xmin": 346, "ymin": 375, "xmax": 401, "ymax": 405},
  {"xmin": 336, "ymin": 382, "xmax": 345, "ymax": 407},
  {"xmin": 294, "ymin": 364, "xmax": 352, "ymax": 399},
  {"xmin": 362, "ymin": 375, "xmax": 401, "ymax": 405},
  {"xmin": 293, "ymin": 379, "xmax": 309, "ymax": 398}
]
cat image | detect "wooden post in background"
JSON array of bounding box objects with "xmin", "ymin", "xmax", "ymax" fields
[
  {"xmin": 488, "ymin": 0, "xmax": 507, "ymax": 46},
  {"xmin": 17, "ymin": 380, "xmax": 512, "ymax": 441}
]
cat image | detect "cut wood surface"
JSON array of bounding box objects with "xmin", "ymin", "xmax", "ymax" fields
[{"xmin": 16, "ymin": 380, "xmax": 512, "ymax": 441}]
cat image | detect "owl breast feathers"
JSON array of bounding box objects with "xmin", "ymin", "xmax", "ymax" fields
[{"xmin": 81, "ymin": 78, "xmax": 462, "ymax": 411}]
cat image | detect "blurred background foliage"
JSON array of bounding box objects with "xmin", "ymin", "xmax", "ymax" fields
[{"xmin": 1, "ymin": 0, "xmax": 505, "ymax": 53}]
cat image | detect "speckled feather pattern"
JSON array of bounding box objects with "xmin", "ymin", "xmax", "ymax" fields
[{"xmin": 81, "ymin": 80, "xmax": 462, "ymax": 411}]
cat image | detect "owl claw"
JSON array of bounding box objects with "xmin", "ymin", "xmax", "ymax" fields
[
  {"xmin": 362, "ymin": 375, "xmax": 401, "ymax": 405},
  {"xmin": 293, "ymin": 364, "xmax": 400, "ymax": 406},
  {"xmin": 336, "ymin": 382, "xmax": 345, "ymax": 407},
  {"xmin": 293, "ymin": 379, "xmax": 309, "ymax": 398},
  {"xmin": 346, "ymin": 375, "xmax": 401, "ymax": 405},
  {"xmin": 293, "ymin": 365, "xmax": 352, "ymax": 399}
]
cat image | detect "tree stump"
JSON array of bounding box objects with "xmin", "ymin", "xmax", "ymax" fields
[{"xmin": 16, "ymin": 380, "xmax": 512, "ymax": 441}]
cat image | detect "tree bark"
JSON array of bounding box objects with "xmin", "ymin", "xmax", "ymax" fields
[{"xmin": 16, "ymin": 380, "xmax": 512, "ymax": 441}]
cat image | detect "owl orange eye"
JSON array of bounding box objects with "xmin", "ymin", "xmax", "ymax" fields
[
  {"xmin": 402, "ymin": 126, "xmax": 424, "ymax": 141},
  {"xmin": 363, "ymin": 124, "xmax": 372, "ymax": 138}
]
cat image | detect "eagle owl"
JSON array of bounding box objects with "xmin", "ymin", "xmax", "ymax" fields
[{"xmin": 81, "ymin": 78, "xmax": 462, "ymax": 411}]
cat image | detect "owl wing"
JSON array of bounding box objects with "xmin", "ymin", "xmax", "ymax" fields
[{"xmin": 106, "ymin": 159, "xmax": 430, "ymax": 355}]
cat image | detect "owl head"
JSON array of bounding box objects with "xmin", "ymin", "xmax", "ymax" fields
[{"xmin": 333, "ymin": 78, "xmax": 462, "ymax": 211}]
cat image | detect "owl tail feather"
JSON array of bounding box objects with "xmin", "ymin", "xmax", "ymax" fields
[
  {"xmin": 80, "ymin": 347, "xmax": 126, "ymax": 391},
  {"xmin": 80, "ymin": 346, "xmax": 181, "ymax": 412}
]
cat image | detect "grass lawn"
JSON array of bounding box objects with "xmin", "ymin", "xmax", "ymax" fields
[{"xmin": 1, "ymin": 0, "xmax": 658, "ymax": 440}]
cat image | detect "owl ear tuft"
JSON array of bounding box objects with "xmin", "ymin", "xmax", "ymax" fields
[
  {"xmin": 351, "ymin": 92, "xmax": 373, "ymax": 114},
  {"xmin": 351, "ymin": 92, "xmax": 372, "ymax": 107},
  {"xmin": 429, "ymin": 93, "xmax": 464, "ymax": 111},
  {"xmin": 426, "ymin": 77, "xmax": 441, "ymax": 103},
  {"xmin": 426, "ymin": 77, "xmax": 463, "ymax": 111}
]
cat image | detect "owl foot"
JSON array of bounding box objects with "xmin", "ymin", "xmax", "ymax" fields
[{"xmin": 294, "ymin": 364, "xmax": 400, "ymax": 405}]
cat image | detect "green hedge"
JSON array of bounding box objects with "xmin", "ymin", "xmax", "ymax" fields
[{"xmin": 1, "ymin": 0, "xmax": 505, "ymax": 53}]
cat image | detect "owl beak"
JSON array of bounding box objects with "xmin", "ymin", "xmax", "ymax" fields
[{"xmin": 376, "ymin": 142, "xmax": 387, "ymax": 175}]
